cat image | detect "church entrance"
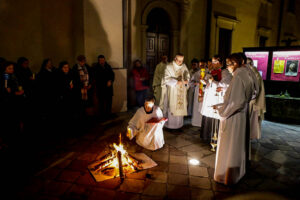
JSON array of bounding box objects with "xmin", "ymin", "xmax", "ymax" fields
[{"xmin": 146, "ymin": 8, "xmax": 171, "ymax": 86}]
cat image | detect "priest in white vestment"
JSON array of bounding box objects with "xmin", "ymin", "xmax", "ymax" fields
[
  {"xmin": 127, "ymin": 96, "xmax": 166, "ymax": 151},
  {"xmin": 214, "ymin": 54, "xmax": 255, "ymax": 185},
  {"xmin": 161, "ymin": 53, "xmax": 190, "ymax": 129},
  {"xmin": 153, "ymin": 55, "xmax": 168, "ymax": 106},
  {"xmin": 247, "ymin": 58, "xmax": 266, "ymax": 140}
]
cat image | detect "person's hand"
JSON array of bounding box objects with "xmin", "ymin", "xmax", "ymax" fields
[
  {"xmin": 6, "ymin": 88, "xmax": 11, "ymax": 93},
  {"xmin": 177, "ymin": 81, "xmax": 182, "ymax": 85},
  {"xmin": 126, "ymin": 131, "xmax": 130, "ymax": 138},
  {"xmin": 15, "ymin": 90, "xmax": 24, "ymax": 95},
  {"xmin": 216, "ymin": 87, "xmax": 223, "ymax": 92},
  {"xmin": 200, "ymin": 80, "xmax": 206, "ymax": 85},
  {"xmin": 107, "ymin": 80, "xmax": 112, "ymax": 87}
]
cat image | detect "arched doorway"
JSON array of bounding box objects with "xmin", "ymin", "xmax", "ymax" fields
[{"xmin": 146, "ymin": 8, "xmax": 171, "ymax": 84}]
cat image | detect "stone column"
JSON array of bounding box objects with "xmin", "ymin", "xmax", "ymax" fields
[{"xmin": 179, "ymin": 1, "xmax": 190, "ymax": 56}]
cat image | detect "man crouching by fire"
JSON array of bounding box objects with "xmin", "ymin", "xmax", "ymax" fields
[{"xmin": 127, "ymin": 95, "xmax": 167, "ymax": 151}]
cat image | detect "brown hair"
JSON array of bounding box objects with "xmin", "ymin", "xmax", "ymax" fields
[{"xmin": 227, "ymin": 53, "xmax": 243, "ymax": 67}]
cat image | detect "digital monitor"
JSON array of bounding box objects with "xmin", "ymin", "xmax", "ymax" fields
[
  {"xmin": 271, "ymin": 51, "xmax": 300, "ymax": 82},
  {"xmin": 245, "ymin": 51, "xmax": 269, "ymax": 80}
]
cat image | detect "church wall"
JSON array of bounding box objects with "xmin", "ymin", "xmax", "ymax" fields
[
  {"xmin": 83, "ymin": 0, "xmax": 127, "ymax": 112},
  {"xmin": 210, "ymin": 0, "xmax": 260, "ymax": 56},
  {"xmin": 0, "ymin": 0, "xmax": 78, "ymax": 72},
  {"xmin": 185, "ymin": 0, "xmax": 207, "ymax": 67}
]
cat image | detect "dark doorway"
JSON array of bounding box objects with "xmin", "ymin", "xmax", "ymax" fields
[
  {"xmin": 218, "ymin": 28, "xmax": 232, "ymax": 58},
  {"xmin": 146, "ymin": 8, "xmax": 171, "ymax": 85}
]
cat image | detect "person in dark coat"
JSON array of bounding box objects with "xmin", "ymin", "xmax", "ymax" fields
[
  {"xmin": 93, "ymin": 55, "xmax": 115, "ymax": 119},
  {"xmin": 57, "ymin": 61, "xmax": 74, "ymax": 116},
  {"xmin": 35, "ymin": 59, "xmax": 58, "ymax": 119},
  {"xmin": 15, "ymin": 57, "xmax": 34, "ymax": 99}
]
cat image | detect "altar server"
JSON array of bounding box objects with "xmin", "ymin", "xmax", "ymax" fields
[
  {"xmin": 127, "ymin": 96, "xmax": 166, "ymax": 151},
  {"xmin": 214, "ymin": 53, "xmax": 255, "ymax": 185}
]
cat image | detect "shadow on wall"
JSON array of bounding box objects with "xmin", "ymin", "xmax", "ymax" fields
[{"xmin": 84, "ymin": 0, "xmax": 111, "ymax": 64}]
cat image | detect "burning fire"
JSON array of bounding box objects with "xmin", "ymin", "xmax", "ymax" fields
[{"xmin": 91, "ymin": 134, "xmax": 143, "ymax": 178}]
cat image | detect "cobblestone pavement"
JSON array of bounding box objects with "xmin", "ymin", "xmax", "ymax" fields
[{"xmin": 14, "ymin": 111, "xmax": 300, "ymax": 200}]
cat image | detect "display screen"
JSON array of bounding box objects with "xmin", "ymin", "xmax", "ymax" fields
[
  {"xmin": 245, "ymin": 51, "xmax": 269, "ymax": 80},
  {"xmin": 271, "ymin": 51, "xmax": 300, "ymax": 82}
]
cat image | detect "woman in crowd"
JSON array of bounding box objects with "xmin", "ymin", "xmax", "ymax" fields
[
  {"xmin": 214, "ymin": 53, "xmax": 255, "ymax": 185},
  {"xmin": 36, "ymin": 58, "xmax": 58, "ymax": 118},
  {"xmin": 131, "ymin": 59, "xmax": 150, "ymax": 107},
  {"xmin": 57, "ymin": 61, "xmax": 74, "ymax": 117},
  {"xmin": 0, "ymin": 62, "xmax": 25, "ymax": 142}
]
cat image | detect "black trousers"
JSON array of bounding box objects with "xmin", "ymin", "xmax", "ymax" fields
[{"xmin": 98, "ymin": 94, "xmax": 113, "ymax": 118}]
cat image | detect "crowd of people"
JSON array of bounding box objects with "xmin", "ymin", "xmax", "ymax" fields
[
  {"xmin": 1, "ymin": 51, "xmax": 266, "ymax": 186},
  {"xmin": 0, "ymin": 55, "xmax": 115, "ymax": 148},
  {"xmin": 127, "ymin": 52, "xmax": 266, "ymax": 186}
]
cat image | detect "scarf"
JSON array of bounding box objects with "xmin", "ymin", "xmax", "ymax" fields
[{"xmin": 78, "ymin": 64, "xmax": 89, "ymax": 87}]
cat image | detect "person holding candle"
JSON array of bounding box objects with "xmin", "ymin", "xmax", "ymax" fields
[
  {"xmin": 191, "ymin": 59, "xmax": 207, "ymax": 127},
  {"xmin": 127, "ymin": 96, "xmax": 166, "ymax": 151},
  {"xmin": 0, "ymin": 62, "xmax": 25, "ymax": 142}
]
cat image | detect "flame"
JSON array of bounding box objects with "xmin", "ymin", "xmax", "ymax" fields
[{"xmin": 95, "ymin": 133, "xmax": 136, "ymax": 175}]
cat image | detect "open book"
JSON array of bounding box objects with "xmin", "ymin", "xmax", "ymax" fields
[{"xmin": 146, "ymin": 117, "xmax": 168, "ymax": 123}]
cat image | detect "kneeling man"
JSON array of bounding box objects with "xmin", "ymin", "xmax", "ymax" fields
[{"xmin": 127, "ymin": 96, "xmax": 167, "ymax": 151}]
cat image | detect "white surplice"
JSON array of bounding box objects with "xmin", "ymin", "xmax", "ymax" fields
[
  {"xmin": 248, "ymin": 65, "xmax": 266, "ymax": 140},
  {"xmin": 214, "ymin": 67, "xmax": 255, "ymax": 185},
  {"xmin": 162, "ymin": 61, "xmax": 190, "ymax": 129},
  {"xmin": 190, "ymin": 70, "xmax": 202, "ymax": 127},
  {"xmin": 128, "ymin": 106, "xmax": 165, "ymax": 151},
  {"xmin": 153, "ymin": 61, "xmax": 167, "ymax": 106},
  {"xmin": 200, "ymin": 69, "xmax": 232, "ymax": 119}
]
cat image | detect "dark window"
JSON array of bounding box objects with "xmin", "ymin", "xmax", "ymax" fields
[
  {"xmin": 218, "ymin": 28, "xmax": 232, "ymax": 59},
  {"xmin": 287, "ymin": 0, "xmax": 295, "ymax": 13},
  {"xmin": 259, "ymin": 36, "xmax": 268, "ymax": 47}
]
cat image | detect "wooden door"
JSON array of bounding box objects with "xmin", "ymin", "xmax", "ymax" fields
[{"xmin": 146, "ymin": 32, "xmax": 169, "ymax": 88}]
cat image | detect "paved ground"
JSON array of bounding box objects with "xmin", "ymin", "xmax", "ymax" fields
[{"xmin": 8, "ymin": 111, "xmax": 300, "ymax": 200}]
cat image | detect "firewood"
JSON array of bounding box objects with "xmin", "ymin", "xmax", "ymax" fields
[
  {"xmin": 98, "ymin": 152, "xmax": 114, "ymax": 162},
  {"xmin": 101, "ymin": 167, "xmax": 115, "ymax": 176},
  {"xmin": 92, "ymin": 157, "xmax": 114, "ymax": 171}
]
